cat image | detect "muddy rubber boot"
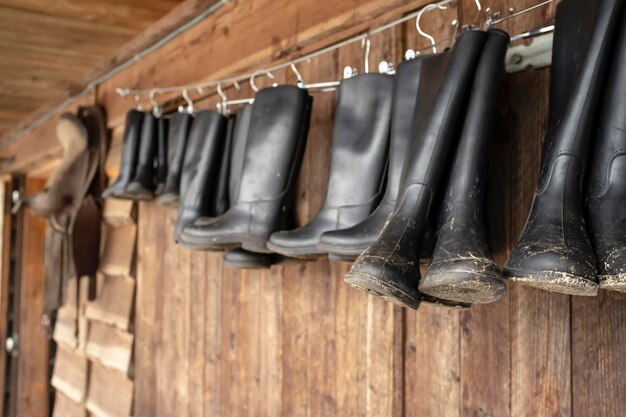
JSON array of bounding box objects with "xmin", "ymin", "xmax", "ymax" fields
[
  {"xmin": 154, "ymin": 117, "xmax": 169, "ymax": 196},
  {"xmin": 419, "ymin": 30, "xmax": 509, "ymax": 304},
  {"xmin": 268, "ymin": 74, "xmax": 393, "ymax": 259},
  {"xmin": 180, "ymin": 86, "xmax": 312, "ymax": 253},
  {"xmin": 586, "ymin": 6, "xmax": 626, "ymax": 293},
  {"xmin": 504, "ymin": 0, "xmax": 624, "ymax": 296},
  {"xmin": 102, "ymin": 110, "xmax": 144, "ymax": 198},
  {"xmin": 172, "ymin": 110, "xmax": 228, "ymax": 241},
  {"xmin": 344, "ymin": 30, "xmax": 487, "ymax": 310},
  {"xmin": 319, "ymin": 56, "xmax": 428, "ymax": 262},
  {"xmin": 158, "ymin": 111, "xmax": 193, "ymax": 207},
  {"xmin": 126, "ymin": 113, "xmax": 159, "ymax": 200}
]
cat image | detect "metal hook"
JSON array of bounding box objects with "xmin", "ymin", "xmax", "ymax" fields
[
  {"xmin": 133, "ymin": 94, "xmax": 144, "ymax": 111},
  {"xmin": 216, "ymin": 84, "xmax": 228, "ymax": 114},
  {"xmin": 233, "ymin": 80, "xmax": 241, "ymax": 90},
  {"xmin": 179, "ymin": 89, "xmax": 194, "ymax": 114},
  {"xmin": 148, "ymin": 89, "xmax": 162, "ymax": 117},
  {"xmin": 250, "ymin": 70, "xmax": 277, "ymax": 92},
  {"xmin": 361, "ymin": 35, "xmax": 371, "ymax": 74},
  {"xmin": 416, "ymin": 4, "xmax": 448, "ymax": 54},
  {"xmin": 290, "ymin": 63, "xmax": 304, "ymax": 87}
]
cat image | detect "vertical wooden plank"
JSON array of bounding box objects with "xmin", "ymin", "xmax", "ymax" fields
[
  {"xmin": 16, "ymin": 177, "xmax": 49, "ymax": 417},
  {"xmin": 187, "ymin": 248, "xmax": 206, "ymax": 417},
  {"xmin": 135, "ymin": 201, "xmax": 166, "ymax": 417},
  {"xmin": 257, "ymin": 265, "xmax": 283, "ymax": 417},
  {"xmin": 405, "ymin": 303, "xmax": 461, "ymax": 417},
  {"xmin": 203, "ymin": 250, "xmax": 223, "ymax": 417},
  {"xmin": 572, "ymin": 291, "xmax": 626, "ymax": 417}
]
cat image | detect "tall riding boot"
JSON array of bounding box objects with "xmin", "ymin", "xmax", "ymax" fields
[
  {"xmin": 504, "ymin": 0, "xmax": 624, "ymax": 295},
  {"xmin": 103, "ymin": 110, "xmax": 144, "ymax": 198},
  {"xmin": 180, "ymin": 86, "xmax": 312, "ymax": 253},
  {"xmin": 345, "ymin": 30, "xmax": 487, "ymax": 309},
  {"xmin": 268, "ymin": 74, "xmax": 393, "ymax": 259},
  {"xmin": 172, "ymin": 110, "xmax": 228, "ymax": 241},
  {"xmin": 126, "ymin": 113, "xmax": 158, "ymax": 200},
  {"xmin": 586, "ymin": 6, "xmax": 626, "ymax": 293},
  {"xmin": 158, "ymin": 111, "xmax": 193, "ymax": 207},
  {"xmin": 419, "ymin": 30, "xmax": 509, "ymax": 304},
  {"xmin": 318, "ymin": 55, "xmax": 427, "ymax": 261},
  {"xmin": 155, "ymin": 117, "xmax": 169, "ymax": 196}
]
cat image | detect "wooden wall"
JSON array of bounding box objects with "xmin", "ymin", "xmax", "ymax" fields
[{"xmin": 15, "ymin": 0, "xmax": 626, "ymax": 416}]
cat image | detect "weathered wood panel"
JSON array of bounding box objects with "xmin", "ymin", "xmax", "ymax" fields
[{"xmin": 16, "ymin": 177, "xmax": 49, "ymax": 417}]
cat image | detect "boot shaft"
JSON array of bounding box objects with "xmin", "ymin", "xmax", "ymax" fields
[
  {"xmin": 162, "ymin": 111, "xmax": 193, "ymax": 197},
  {"xmin": 237, "ymin": 85, "xmax": 312, "ymax": 204},
  {"xmin": 323, "ymin": 73, "xmax": 392, "ymax": 208},
  {"xmin": 117, "ymin": 110, "xmax": 144, "ymax": 183},
  {"xmin": 399, "ymin": 30, "xmax": 487, "ymax": 192},
  {"xmin": 179, "ymin": 110, "xmax": 228, "ymax": 213},
  {"xmin": 132, "ymin": 112, "xmax": 158, "ymax": 185},
  {"xmin": 539, "ymin": 0, "xmax": 624, "ymax": 192},
  {"xmin": 444, "ymin": 30, "xmax": 509, "ymax": 206}
]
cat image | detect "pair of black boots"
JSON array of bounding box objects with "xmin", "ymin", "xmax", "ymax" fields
[
  {"xmin": 337, "ymin": 29, "xmax": 511, "ymax": 309},
  {"xmin": 103, "ymin": 109, "xmax": 190, "ymax": 204},
  {"xmin": 176, "ymin": 86, "xmax": 312, "ymax": 267},
  {"xmin": 505, "ymin": 0, "xmax": 626, "ymax": 295}
]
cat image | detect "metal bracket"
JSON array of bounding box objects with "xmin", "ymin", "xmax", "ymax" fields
[{"xmin": 505, "ymin": 32, "xmax": 554, "ymax": 74}]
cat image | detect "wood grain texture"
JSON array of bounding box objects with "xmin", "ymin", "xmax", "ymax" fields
[
  {"xmin": 86, "ymin": 360, "xmax": 134, "ymax": 417},
  {"xmin": 52, "ymin": 391, "xmax": 87, "ymax": 417},
  {"xmin": 51, "ymin": 345, "xmax": 88, "ymax": 404},
  {"xmin": 85, "ymin": 274, "xmax": 135, "ymax": 331},
  {"xmin": 86, "ymin": 320, "xmax": 134, "ymax": 374},
  {"xmin": 16, "ymin": 177, "xmax": 49, "ymax": 417},
  {"xmin": 0, "ymin": 0, "xmax": 183, "ymax": 139}
]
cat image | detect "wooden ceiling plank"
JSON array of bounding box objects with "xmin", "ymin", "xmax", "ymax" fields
[{"xmin": 0, "ymin": 0, "xmax": 183, "ymax": 30}]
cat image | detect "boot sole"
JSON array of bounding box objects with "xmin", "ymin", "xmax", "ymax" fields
[
  {"xmin": 344, "ymin": 271, "xmax": 471, "ymax": 309},
  {"xmin": 419, "ymin": 270, "xmax": 506, "ymax": 304},
  {"xmin": 345, "ymin": 270, "xmax": 420, "ymax": 309},
  {"xmin": 317, "ymin": 242, "xmax": 365, "ymax": 258},
  {"xmin": 598, "ymin": 273, "xmax": 626, "ymax": 292},
  {"xmin": 224, "ymin": 258, "xmax": 272, "ymax": 269},
  {"xmin": 505, "ymin": 270, "xmax": 598, "ymax": 296},
  {"xmin": 266, "ymin": 241, "xmax": 326, "ymax": 260}
]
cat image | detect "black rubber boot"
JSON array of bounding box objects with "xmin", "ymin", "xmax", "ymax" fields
[
  {"xmin": 504, "ymin": 0, "xmax": 624, "ymax": 296},
  {"xmin": 318, "ymin": 55, "xmax": 427, "ymax": 261},
  {"xmin": 154, "ymin": 117, "xmax": 169, "ymax": 196},
  {"xmin": 172, "ymin": 110, "xmax": 228, "ymax": 241},
  {"xmin": 419, "ymin": 30, "xmax": 509, "ymax": 304},
  {"xmin": 102, "ymin": 110, "xmax": 144, "ymax": 198},
  {"xmin": 126, "ymin": 113, "xmax": 159, "ymax": 200},
  {"xmin": 180, "ymin": 86, "xmax": 312, "ymax": 253},
  {"xmin": 344, "ymin": 30, "xmax": 488, "ymax": 309},
  {"xmin": 267, "ymin": 74, "xmax": 393, "ymax": 259},
  {"xmin": 158, "ymin": 111, "xmax": 193, "ymax": 207},
  {"xmin": 586, "ymin": 5, "xmax": 626, "ymax": 293},
  {"xmin": 175, "ymin": 105, "xmax": 276, "ymax": 268}
]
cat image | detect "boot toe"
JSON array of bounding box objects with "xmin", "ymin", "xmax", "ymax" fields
[
  {"xmin": 224, "ymin": 249, "xmax": 273, "ymax": 269},
  {"xmin": 125, "ymin": 181, "xmax": 154, "ymax": 201},
  {"xmin": 505, "ymin": 247, "xmax": 598, "ymax": 296},
  {"xmin": 420, "ymin": 258, "xmax": 506, "ymax": 304},
  {"xmin": 598, "ymin": 273, "xmax": 626, "ymax": 292},
  {"xmin": 346, "ymin": 249, "xmax": 421, "ymax": 309},
  {"xmin": 318, "ymin": 228, "xmax": 372, "ymax": 257},
  {"xmin": 267, "ymin": 228, "xmax": 326, "ymax": 259}
]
